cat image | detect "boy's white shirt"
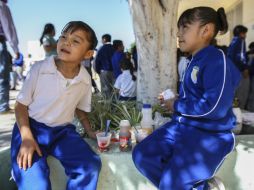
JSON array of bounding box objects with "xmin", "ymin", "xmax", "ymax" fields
[
  {"xmin": 17, "ymin": 56, "xmax": 92, "ymax": 127},
  {"xmin": 114, "ymin": 70, "xmax": 136, "ymax": 97}
]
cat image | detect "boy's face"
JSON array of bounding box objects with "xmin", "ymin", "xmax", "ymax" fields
[{"xmin": 57, "ymin": 29, "xmax": 93, "ymax": 63}]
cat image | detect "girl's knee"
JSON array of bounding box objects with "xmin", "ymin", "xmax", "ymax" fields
[
  {"xmin": 94, "ymin": 156, "xmax": 102, "ymax": 172},
  {"xmin": 132, "ymin": 144, "xmax": 145, "ymax": 166}
]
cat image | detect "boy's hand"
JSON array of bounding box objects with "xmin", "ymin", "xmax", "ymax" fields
[
  {"xmin": 87, "ymin": 129, "xmax": 98, "ymax": 140},
  {"xmin": 17, "ymin": 138, "xmax": 42, "ymax": 170}
]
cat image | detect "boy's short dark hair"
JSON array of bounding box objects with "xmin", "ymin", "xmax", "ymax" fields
[
  {"xmin": 61, "ymin": 21, "xmax": 98, "ymax": 50},
  {"xmin": 233, "ymin": 25, "xmax": 248, "ymax": 36},
  {"xmin": 102, "ymin": 34, "xmax": 111, "ymax": 42}
]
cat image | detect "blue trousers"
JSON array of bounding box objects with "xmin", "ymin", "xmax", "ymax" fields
[
  {"xmin": 132, "ymin": 121, "xmax": 234, "ymax": 190},
  {"xmin": 0, "ymin": 41, "xmax": 10, "ymax": 112},
  {"xmin": 11, "ymin": 118, "xmax": 101, "ymax": 190}
]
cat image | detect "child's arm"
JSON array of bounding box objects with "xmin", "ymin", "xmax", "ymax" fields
[
  {"xmin": 75, "ymin": 108, "xmax": 96, "ymax": 139},
  {"xmin": 15, "ymin": 102, "xmax": 42, "ymax": 170}
]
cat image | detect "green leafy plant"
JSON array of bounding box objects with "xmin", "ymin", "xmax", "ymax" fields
[
  {"xmin": 111, "ymin": 101, "xmax": 142, "ymax": 128},
  {"xmin": 76, "ymin": 92, "xmax": 142, "ymax": 135}
]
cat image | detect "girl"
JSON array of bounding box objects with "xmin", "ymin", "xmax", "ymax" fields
[
  {"xmin": 39, "ymin": 23, "xmax": 57, "ymax": 57},
  {"xmin": 132, "ymin": 7, "xmax": 241, "ymax": 190},
  {"xmin": 114, "ymin": 57, "xmax": 137, "ymax": 101},
  {"xmin": 11, "ymin": 21, "xmax": 101, "ymax": 190}
]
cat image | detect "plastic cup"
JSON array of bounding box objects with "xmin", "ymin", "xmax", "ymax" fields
[{"xmin": 96, "ymin": 132, "xmax": 112, "ymax": 152}]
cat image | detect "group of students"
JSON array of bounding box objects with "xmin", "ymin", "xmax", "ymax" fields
[
  {"xmin": 39, "ymin": 23, "xmax": 138, "ymax": 101},
  {"xmin": 227, "ymin": 25, "xmax": 254, "ymax": 111},
  {"xmin": 94, "ymin": 34, "xmax": 137, "ymax": 100},
  {"xmin": 10, "ymin": 5, "xmax": 242, "ymax": 190}
]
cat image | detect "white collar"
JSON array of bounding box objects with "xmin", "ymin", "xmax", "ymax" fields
[{"xmin": 40, "ymin": 56, "xmax": 90, "ymax": 84}]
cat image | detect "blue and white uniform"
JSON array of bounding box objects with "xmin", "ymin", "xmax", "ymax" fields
[
  {"xmin": 132, "ymin": 46, "xmax": 241, "ymax": 190},
  {"xmin": 228, "ymin": 36, "xmax": 250, "ymax": 109}
]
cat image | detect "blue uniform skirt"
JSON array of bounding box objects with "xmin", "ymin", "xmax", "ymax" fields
[
  {"xmin": 132, "ymin": 121, "xmax": 235, "ymax": 190},
  {"xmin": 11, "ymin": 118, "xmax": 101, "ymax": 190}
]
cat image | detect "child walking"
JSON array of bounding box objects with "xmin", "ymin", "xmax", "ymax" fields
[
  {"xmin": 11, "ymin": 21, "xmax": 101, "ymax": 190},
  {"xmin": 132, "ymin": 7, "xmax": 241, "ymax": 190},
  {"xmin": 114, "ymin": 57, "xmax": 137, "ymax": 101}
]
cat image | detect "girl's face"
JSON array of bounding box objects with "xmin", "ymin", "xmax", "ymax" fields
[
  {"xmin": 177, "ymin": 21, "xmax": 211, "ymax": 55},
  {"xmin": 57, "ymin": 29, "xmax": 93, "ymax": 63}
]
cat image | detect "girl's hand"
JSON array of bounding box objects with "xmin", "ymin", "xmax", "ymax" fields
[
  {"xmin": 157, "ymin": 93, "xmax": 165, "ymax": 105},
  {"xmin": 163, "ymin": 97, "xmax": 178, "ymax": 112},
  {"xmin": 17, "ymin": 138, "xmax": 42, "ymax": 170},
  {"xmin": 158, "ymin": 92, "xmax": 178, "ymax": 112}
]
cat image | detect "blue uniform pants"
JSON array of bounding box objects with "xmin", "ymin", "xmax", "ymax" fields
[
  {"xmin": 132, "ymin": 121, "xmax": 234, "ymax": 190},
  {"xmin": 0, "ymin": 41, "xmax": 10, "ymax": 112},
  {"xmin": 11, "ymin": 118, "xmax": 101, "ymax": 190}
]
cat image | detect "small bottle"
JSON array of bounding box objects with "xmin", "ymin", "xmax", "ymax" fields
[
  {"xmin": 140, "ymin": 104, "xmax": 153, "ymax": 134},
  {"xmin": 119, "ymin": 120, "xmax": 132, "ymax": 151}
]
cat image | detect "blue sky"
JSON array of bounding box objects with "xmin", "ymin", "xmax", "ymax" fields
[{"xmin": 8, "ymin": 0, "xmax": 135, "ymax": 56}]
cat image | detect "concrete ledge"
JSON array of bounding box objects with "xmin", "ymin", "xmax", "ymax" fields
[
  {"xmin": 216, "ymin": 135, "xmax": 254, "ymax": 190},
  {"xmin": 1, "ymin": 135, "xmax": 254, "ymax": 190},
  {"xmin": 0, "ymin": 147, "xmax": 17, "ymax": 190},
  {"xmin": 45, "ymin": 136, "xmax": 254, "ymax": 190},
  {"xmin": 48, "ymin": 139, "xmax": 156, "ymax": 190}
]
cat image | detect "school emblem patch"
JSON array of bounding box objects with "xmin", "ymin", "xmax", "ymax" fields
[{"xmin": 191, "ymin": 66, "xmax": 199, "ymax": 84}]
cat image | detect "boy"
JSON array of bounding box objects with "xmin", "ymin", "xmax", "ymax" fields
[{"xmin": 11, "ymin": 21, "xmax": 101, "ymax": 190}]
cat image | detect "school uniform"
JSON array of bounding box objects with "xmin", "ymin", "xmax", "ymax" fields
[
  {"xmin": 11, "ymin": 56, "xmax": 101, "ymax": 190},
  {"xmin": 246, "ymin": 52, "xmax": 254, "ymax": 111},
  {"xmin": 111, "ymin": 51, "xmax": 124, "ymax": 79},
  {"xmin": 95, "ymin": 43, "xmax": 115, "ymax": 98},
  {"xmin": 228, "ymin": 36, "xmax": 250, "ymax": 109},
  {"xmin": 132, "ymin": 46, "xmax": 241, "ymax": 190},
  {"xmin": 114, "ymin": 70, "xmax": 136, "ymax": 100}
]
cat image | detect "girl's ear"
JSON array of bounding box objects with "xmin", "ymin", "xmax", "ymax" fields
[
  {"xmin": 83, "ymin": 50, "xmax": 94, "ymax": 59},
  {"xmin": 201, "ymin": 23, "xmax": 214, "ymax": 40}
]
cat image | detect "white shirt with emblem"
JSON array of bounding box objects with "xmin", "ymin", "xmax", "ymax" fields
[{"xmin": 17, "ymin": 56, "xmax": 92, "ymax": 127}]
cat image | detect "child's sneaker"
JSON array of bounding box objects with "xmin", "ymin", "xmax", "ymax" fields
[{"xmin": 207, "ymin": 176, "xmax": 225, "ymax": 190}]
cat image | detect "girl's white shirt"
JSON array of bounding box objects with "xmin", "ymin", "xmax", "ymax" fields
[{"xmin": 114, "ymin": 70, "xmax": 136, "ymax": 98}]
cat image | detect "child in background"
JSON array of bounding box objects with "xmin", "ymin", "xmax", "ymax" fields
[
  {"xmin": 246, "ymin": 42, "xmax": 254, "ymax": 111},
  {"xmin": 133, "ymin": 7, "xmax": 241, "ymax": 190},
  {"xmin": 11, "ymin": 21, "xmax": 101, "ymax": 190},
  {"xmin": 112, "ymin": 39, "xmax": 124, "ymax": 79},
  {"xmin": 114, "ymin": 57, "xmax": 136, "ymax": 101},
  {"xmin": 39, "ymin": 23, "xmax": 57, "ymax": 57},
  {"xmin": 227, "ymin": 25, "xmax": 249, "ymax": 109}
]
